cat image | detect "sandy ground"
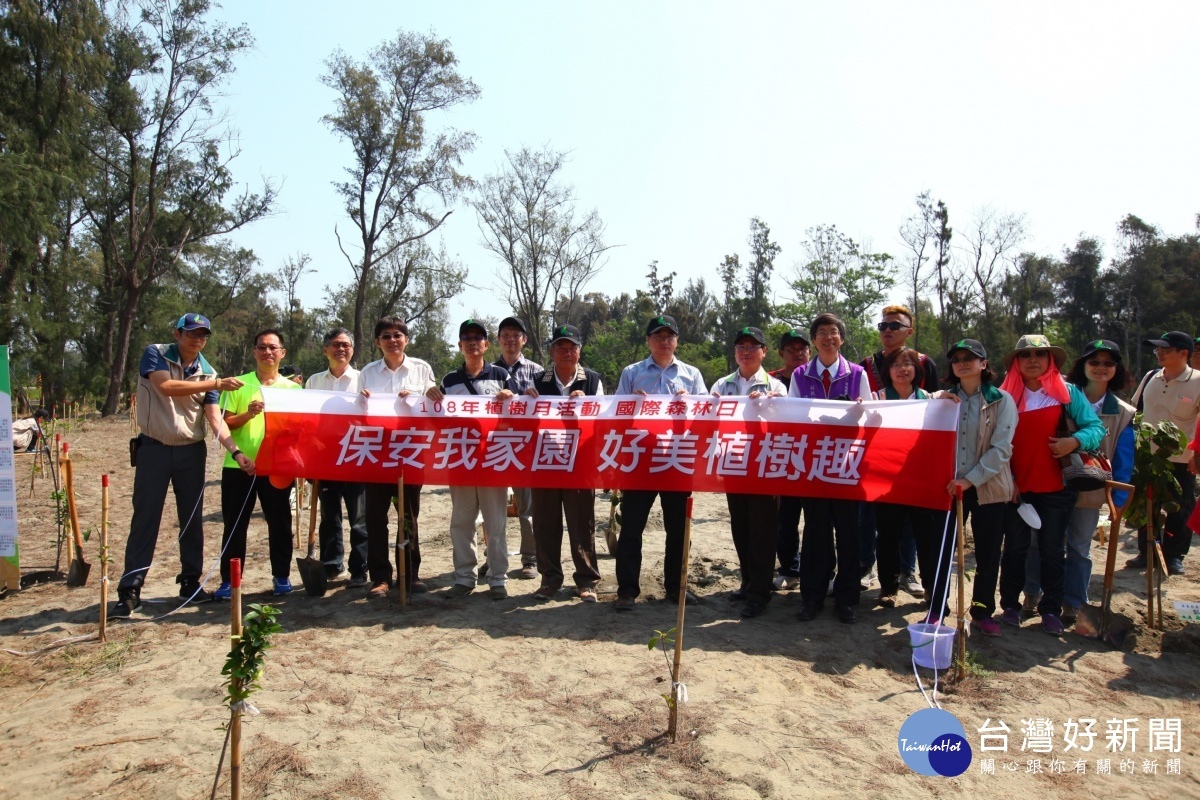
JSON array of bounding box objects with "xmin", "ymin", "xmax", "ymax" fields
[{"xmin": 1, "ymin": 416, "xmax": 1199, "ymax": 800}]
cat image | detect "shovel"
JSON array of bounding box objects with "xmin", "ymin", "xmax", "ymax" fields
[
  {"xmin": 63, "ymin": 455, "xmax": 90, "ymax": 587},
  {"xmin": 1075, "ymin": 481, "xmax": 1133, "ymax": 646},
  {"xmin": 295, "ymin": 480, "xmax": 327, "ymax": 597}
]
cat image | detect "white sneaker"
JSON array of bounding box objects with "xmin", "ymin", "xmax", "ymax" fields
[
  {"xmin": 773, "ymin": 575, "xmax": 799, "ymax": 591},
  {"xmin": 859, "ymin": 566, "xmax": 877, "ymax": 591},
  {"xmin": 901, "ymin": 573, "xmax": 925, "ymax": 597}
]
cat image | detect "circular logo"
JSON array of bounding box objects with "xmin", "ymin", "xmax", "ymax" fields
[{"xmin": 897, "ymin": 708, "xmax": 972, "ymax": 777}]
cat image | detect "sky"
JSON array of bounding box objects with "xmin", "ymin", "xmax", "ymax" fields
[{"xmin": 209, "ymin": 1, "xmax": 1200, "ymax": 331}]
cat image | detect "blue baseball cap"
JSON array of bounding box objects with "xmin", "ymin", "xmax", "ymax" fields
[{"xmin": 175, "ymin": 313, "xmax": 212, "ymax": 332}]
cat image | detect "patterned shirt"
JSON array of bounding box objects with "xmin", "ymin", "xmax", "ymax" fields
[
  {"xmin": 493, "ymin": 354, "xmax": 543, "ymax": 393},
  {"xmin": 441, "ymin": 362, "xmax": 518, "ymax": 396}
]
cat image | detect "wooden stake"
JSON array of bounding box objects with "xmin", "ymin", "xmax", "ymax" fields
[
  {"xmin": 668, "ymin": 496, "xmax": 694, "ymax": 743},
  {"xmin": 954, "ymin": 485, "xmax": 966, "ymax": 681},
  {"xmin": 293, "ymin": 479, "xmax": 303, "ymax": 549},
  {"xmin": 99, "ymin": 475, "xmax": 110, "ymax": 643},
  {"xmin": 1146, "ymin": 486, "xmax": 1155, "ymax": 629},
  {"xmin": 230, "ymin": 558, "xmax": 243, "ymax": 800},
  {"xmin": 398, "ymin": 479, "xmax": 407, "ymax": 608}
]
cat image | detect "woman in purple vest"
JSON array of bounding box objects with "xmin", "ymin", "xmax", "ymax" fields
[{"xmin": 787, "ymin": 313, "xmax": 871, "ymax": 623}]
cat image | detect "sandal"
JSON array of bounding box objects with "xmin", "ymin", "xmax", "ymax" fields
[
  {"xmin": 578, "ymin": 587, "xmax": 598, "ymax": 603},
  {"xmin": 878, "ymin": 594, "xmax": 897, "ymax": 608}
]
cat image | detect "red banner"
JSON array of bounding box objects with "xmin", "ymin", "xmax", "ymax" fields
[{"xmin": 255, "ymin": 389, "xmax": 959, "ymax": 510}]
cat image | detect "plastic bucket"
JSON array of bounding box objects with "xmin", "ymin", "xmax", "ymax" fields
[{"xmin": 907, "ymin": 623, "xmax": 956, "ymax": 670}]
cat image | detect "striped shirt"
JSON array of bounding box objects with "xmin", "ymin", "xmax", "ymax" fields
[
  {"xmin": 441, "ymin": 363, "xmax": 518, "ymax": 396},
  {"xmin": 305, "ymin": 366, "xmax": 361, "ymax": 393},
  {"xmin": 493, "ymin": 354, "xmax": 543, "ymax": 393},
  {"xmin": 359, "ymin": 356, "xmax": 436, "ymax": 395},
  {"xmin": 616, "ymin": 356, "xmax": 707, "ymax": 396}
]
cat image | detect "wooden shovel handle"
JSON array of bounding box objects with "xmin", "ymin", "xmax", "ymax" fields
[
  {"xmin": 307, "ymin": 480, "xmax": 320, "ymax": 550},
  {"xmin": 64, "ymin": 458, "xmax": 86, "ymax": 553}
]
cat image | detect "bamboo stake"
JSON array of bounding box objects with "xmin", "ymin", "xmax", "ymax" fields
[
  {"xmin": 99, "ymin": 475, "xmax": 110, "ymax": 643},
  {"xmin": 667, "ymin": 497, "xmax": 694, "ymax": 742},
  {"xmin": 1146, "ymin": 486, "xmax": 1155, "ymax": 629},
  {"xmin": 293, "ymin": 479, "xmax": 303, "ymax": 549},
  {"xmin": 230, "ymin": 558, "xmax": 243, "ymax": 800},
  {"xmin": 954, "ymin": 486, "xmax": 966, "ymax": 681}
]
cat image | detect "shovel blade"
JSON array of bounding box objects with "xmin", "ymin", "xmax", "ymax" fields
[
  {"xmin": 296, "ymin": 556, "xmax": 327, "ymax": 597},
  {"xmin": 1074, "ymin": 603, "xmax": 1103, "ymax": 638},
  {"xmin": 66, "ymin": 558, "xmax": 90, "ymax": 588}
]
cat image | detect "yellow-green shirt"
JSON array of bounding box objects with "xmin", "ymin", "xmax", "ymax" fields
[{"xmin": 221, "ymin": 371, "xmax": 301, "ymax": 467}]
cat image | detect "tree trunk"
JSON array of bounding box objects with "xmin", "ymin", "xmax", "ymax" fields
[{"xmin": 101, "ymin": 286, "xmax": 141, "ymax": 417}]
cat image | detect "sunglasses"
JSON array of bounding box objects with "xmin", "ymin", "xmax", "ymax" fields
[
  {"xmin": 1087, "ymin": 359, "xmax": 1117, "ymax": 368},
  {"xmin": 1016, "ymin": 349, "xmax": 1050, "ymax": 359},
  {"xmin": 877, "ymin": 321, "xmax": 910, "ymax": 332},
  {"xmin": 461, "ymin": 335, "xmax": 487, "ymax": 343},
  {"xmin": 949, "ymin": 355, "xmax": 978, "ymax": 365},
  {"xmin": 377, "ymin": 332, "xmax": 406, "ymax": 341}
]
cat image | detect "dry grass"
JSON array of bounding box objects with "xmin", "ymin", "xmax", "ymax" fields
[
  {"xmin": 241, "ymin": 734, "xmax": 315, "ymax": 797},
  {"xmin": 305, "ymin": 769, "xmax": 385, "ymax": 800},
  {"xmin": 58, "ymin": 633, "xmax": 135, "ymax": 678}
]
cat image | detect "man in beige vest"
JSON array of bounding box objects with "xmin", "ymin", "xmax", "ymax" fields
[{"xmin": 113, "ymin": 314, "xmax": 250, "ymax": 618}]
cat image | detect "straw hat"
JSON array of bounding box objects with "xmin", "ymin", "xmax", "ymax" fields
[{"xmin": 1004, "ymin": 333, "xmax": 1067, "ymax": 368}]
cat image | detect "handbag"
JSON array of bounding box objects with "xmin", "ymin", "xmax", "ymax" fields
[{"xmin": 1057, "ymin": 404, "xmax": 1113, "ymax": 491}]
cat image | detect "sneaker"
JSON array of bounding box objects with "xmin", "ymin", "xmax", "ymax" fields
[
  {"xmin": 519, "ymin": 564, "xmax": 538, "ymax": 580},
  {"xmin": 111, "ymin": 589, "xmax": 141, "ymax": 619},
  {"xmin": 973, "ymin": 617, "xmax": 1002, "ymax": 637},
  {"xmin": 1041, "ymin": 613, "xmax": 1065, "ymax": 636},
  {"xmin": 1168, "ymin": 558, "xmax": 1185, "ymax": 576},
  {"xmin": 1000, "ymin": 608, "xmax": 1022, "ymax": 628},
  {"xmin": 178, "ymin": 579, "xmax": 213, "ymax": 604},
  {"xmin": 900, "ymin": 573, "xmax": 924, "ymax": 598},
  {"xmin": 348, "ymin": 573, "xmax": 369, "ymax": 588},
  {"xmin": 1124, "ymin": 555, "xmax": 1147, "ymax": 569},
  {"xmin": 772, "ymin": 575, "xmax": 799, "ymax": 591},
  {"xmin": 860, "ymin": 566, "xmax": 877, "ymax": 591},
  {"xmin": 446, "ymin": 583, "xmax": 474, "ymax": 599},
  {"xmin": 1021, "ymin": 591, "xmax": 1041, "ymax": 620},
  {"xmin": 368, "ymin": 580, "xmax": 390, "ymax": 598},
  {"xmin": 214, "ymin": 582, "xmax": 232, "ymax": 601},
  {"xmin": 272, "ymin": 577, "xmax": 293, "ymax": 596},
  {"xmin": 489, "ymin": 585, "xmax": 508, "ymax": 600}
]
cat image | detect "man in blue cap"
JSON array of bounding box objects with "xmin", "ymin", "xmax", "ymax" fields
[{"xmin": 113, "ymin": 314, "xmax": 251, "ymax": 618}]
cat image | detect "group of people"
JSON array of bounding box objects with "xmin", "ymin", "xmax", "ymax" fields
[{"xmin": 110, "ymin": 307, "xmax": 1198, "ymax": 640}]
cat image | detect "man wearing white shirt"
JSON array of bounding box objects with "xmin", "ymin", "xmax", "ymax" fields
[
  {"xmin": 306, "ymin": 327, "xmax": 367, "ymax": 585},
  {"xmin": 359, "ymin": 316, "xmax": 437, "ymax": 598}
]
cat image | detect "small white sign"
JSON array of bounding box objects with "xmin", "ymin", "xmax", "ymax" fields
[{"xmin": 1173, "ymin": 601, "xmax": 1200, "ymax": 623}]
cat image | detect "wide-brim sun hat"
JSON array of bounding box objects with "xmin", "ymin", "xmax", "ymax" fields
[{"xmin": 1004, "ymin": 333, "xmax": 1067, "ymax": 369}]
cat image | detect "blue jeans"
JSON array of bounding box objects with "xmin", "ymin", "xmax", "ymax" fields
[
  {"xmin": 1024, "ymin": 505, "xmax": 1099, "ymax": 609},
  {"xmin": 1001, "ymin": 488, "xmax": 1078, "ymax": 618}
]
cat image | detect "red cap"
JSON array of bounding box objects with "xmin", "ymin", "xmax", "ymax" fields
[
  {"xmin": 62, "ymin": 442, "xmax": 68, "ymax": 454},
  {"xmin": 230, "ymin": 558, "xmax": 242, "ymax": 588},
  {"xmin": 102, "ymin": 474, "xmax": 109, "ymax": 487}
]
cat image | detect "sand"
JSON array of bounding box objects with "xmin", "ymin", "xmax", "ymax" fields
[{"xmin": 1, "ymin": 417, "xmax": 1198, "ymax": 799}]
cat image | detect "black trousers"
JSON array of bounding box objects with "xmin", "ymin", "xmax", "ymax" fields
[
  {"xmin": 728, "ymin": 493, "xmax": 778, "ymax": 605},
  {"xmin": 220, "ymin": 468, "xmax": 293, "ymax": 582},
  {"xmin": 961, "ymin": 488, "xmax": 1008, "ymax": 621},
  {"xmin": 318, "ymin": 480, "xmax": 368, "ymax": 577},
  {"xmin": 1138, "ymin": 462, "xmax": 1196, "ymax": 559},
  {"xmin": 800, "ymin": 498, "xmax": 861, "ymax": 607},
  {"xmin": 532, "ymin": 488, "xmax": 600, "ymax": 590},
  {"xmin": 365, "ymin": 481, "xmax": 422, "ymax": 587},
  {"xmin": 878, "ymin": 502, "xmax": 952, "ymax": 617},
  {"xmin": 615, "ymin": 489, "xmax": 688, "ymax": 599},
  {"xmin": 776, "ymin": 496, "xmax": 804, "ymax": 577},
  {"xmin": 119, "ymin": 437, "xmax": 207, "ymax": 591}
]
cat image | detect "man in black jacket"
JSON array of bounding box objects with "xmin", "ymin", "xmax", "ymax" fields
[{"xmin": 524, "ymin": 324, "xmax": 603, "ymax": 601}]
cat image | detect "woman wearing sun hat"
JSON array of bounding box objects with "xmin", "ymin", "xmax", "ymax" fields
[
  {"xmin": 997, "ymin": 334, "xmax": 1106, "ymax": 636},
  {"xmin": 1022, "ymin": 340, "xmax": 1135, "ymax": 625},
  {"xmin": 940, "ymin": 339, "xmax": 1017, "ymax": 637}
]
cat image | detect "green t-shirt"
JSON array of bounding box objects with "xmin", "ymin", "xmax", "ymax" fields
[{"xmin": 221, "ymin": 371, "xmax": 301, "ymax": 467}]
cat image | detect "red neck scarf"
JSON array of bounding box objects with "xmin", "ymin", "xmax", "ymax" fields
[{"xmin": 1000, "ymin": 360, "xmax": 1070, "ymax": 412}]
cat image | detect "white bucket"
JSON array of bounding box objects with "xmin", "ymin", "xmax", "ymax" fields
[{"xmin": 907, "ymin": 623, "xmax": 956, "ymax": 670}]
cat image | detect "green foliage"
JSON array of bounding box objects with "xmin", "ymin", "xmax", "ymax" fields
[
  {"xmin": 1125, "ymin": 416, "xmax": 1186, "ymax": 531},
  {"xmin": 647, "ymin": 627, "xmax": 678, "ymax": 710},
  {"xmin": 222, "ymin": 603, "xmax": 283, "ymax": 709}
]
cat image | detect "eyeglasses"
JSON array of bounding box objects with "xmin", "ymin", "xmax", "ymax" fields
[
  {"xmin": 735, "ymin": 344, "xmax": 763, "ymax": 353},
  {"xmin": 814, "ymin": 329, "xmax": 841, "ymax": 340},
  {"xmin": 498, "ymin": 332, "xmax": 525, "ymax": 341},
  {"xmin": 1016, "ymin": 349, "xmax": 1049, "ymax": 359},
  {"xmin": 1087, "ymin": 359, "xmax": 1117, "ymax": 368},
  {"xmin": 461, "ymin": 335, "xmax": 487, "ymax": 343},
  {"xmin": 949, "ymin": 355, "xmax": 978, "ymax": 365},
  {"xmin": 326, "ymin": 342, "xmax": 353, "ymax": 350},
  {"xmin": 877, "ymin": 321, "xmax": 910, "ymax": 332},
  {"xmin": 254, "ymin": 344, "xmax": 282, "ymax": 352},
  {"xmin": 182, "ymin": 330, "xmax": 211, "ymax": 341},
  {"xmin": 378, "ymin": 332, "xmax": 406, "ymax": 341}
]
